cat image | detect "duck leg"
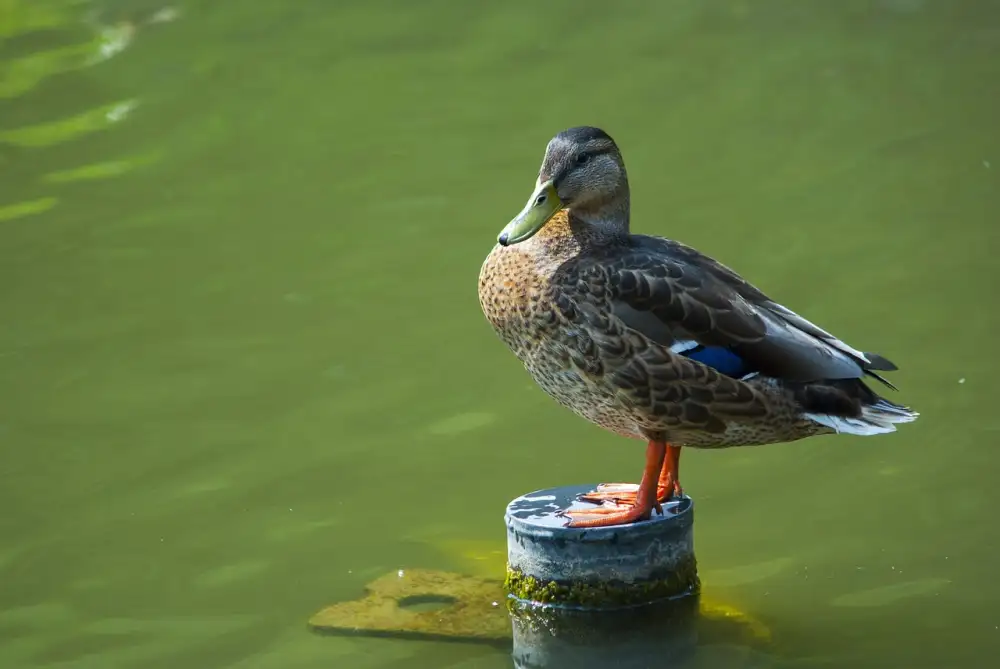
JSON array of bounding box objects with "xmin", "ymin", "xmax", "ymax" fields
[
  {"xmin": 576, "ymin": 443, "xmax": 683, "ymax": 507},
  {"xmin": 562, "ymin": 440, "xmax": 667, "ymax": 528}
]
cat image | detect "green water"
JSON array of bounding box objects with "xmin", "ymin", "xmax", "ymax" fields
[{"xmin": 1, "ymin": 1, "xmax": 998, "ymax": 667}]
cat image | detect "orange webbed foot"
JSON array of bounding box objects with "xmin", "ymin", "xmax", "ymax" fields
[
  {"xmin": 567, "ymin": 443, "xmax": 683, "ymax": 527},
  {"xmin": 577, "ymin": 480, "xmax": 681, "ymax": 507},
  {"xmin": 561, "ymin": 440, "xmax": 674, "ymax": 528},
  {"xmin": 562, "ymin": 500, "xmax": 662, "ymax": 528}
]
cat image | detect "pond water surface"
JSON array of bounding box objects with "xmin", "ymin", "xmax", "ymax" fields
[{"xmin": 2, "ymin": 1, "xmax": 998, "ymax": 667}]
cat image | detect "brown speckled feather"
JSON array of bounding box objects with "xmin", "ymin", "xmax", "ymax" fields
[{"xmin": 479, "ymin": 209, "xmax": 915, "ymax": 448}]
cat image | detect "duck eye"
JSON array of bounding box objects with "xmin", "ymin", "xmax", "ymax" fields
[{"xmin": 576, "ymin": 152, "xmax": 591, "ymax": 165}]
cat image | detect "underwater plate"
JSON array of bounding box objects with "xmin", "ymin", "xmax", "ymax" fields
[{"xmin": 308, "ymin": 568, "xmax": 510, "ymax": 644}]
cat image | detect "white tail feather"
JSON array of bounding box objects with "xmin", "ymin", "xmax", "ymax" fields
[{"xmin": 805, "ymin": 399, "xmax": 919, "ymax": 436}]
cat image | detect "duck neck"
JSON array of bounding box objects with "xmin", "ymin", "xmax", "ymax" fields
[{"xmin": 570, "ymin": 182, "xmax": 631, "ymax": 242}]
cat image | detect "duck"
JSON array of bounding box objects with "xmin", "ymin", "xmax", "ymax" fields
[{"xmin": 477, "ymin": 126, "xmax": 918, "ymax": 528}]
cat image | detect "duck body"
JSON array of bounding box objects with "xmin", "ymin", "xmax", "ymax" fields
[
  {"xmin": 478, "ymin": 126, "xmax": 917, "ymax": 527},
  {"xmin": 479, "ymin": 210, "xmax": 911, "ymax": 449}
]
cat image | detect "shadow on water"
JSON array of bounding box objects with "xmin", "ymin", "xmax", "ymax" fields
[{"xmin": 1, "ymin": 1, "xmax": 999, "ymax": 668}]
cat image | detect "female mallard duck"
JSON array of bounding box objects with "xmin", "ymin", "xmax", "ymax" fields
[{"xmin": 478, "ymin": 126, "xmax": 918, "ymax": 528}]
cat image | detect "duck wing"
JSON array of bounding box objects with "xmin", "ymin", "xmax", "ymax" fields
[{"xmin": 589, "ymin": 235, "xmax": 898, "ymax": 387}]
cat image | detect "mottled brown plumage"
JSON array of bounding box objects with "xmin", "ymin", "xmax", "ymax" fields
[{"xmin": 478, "ymin": 126, "xmax": 917, "ymax": 526}]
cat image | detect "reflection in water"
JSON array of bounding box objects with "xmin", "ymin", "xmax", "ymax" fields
[
  {"xmin": 0, "ymin": 99, "xmax": 137, "ymax": 147},
  {"xmin": 0, "ymin": 1, "xmax": 178, "ymax": 221},
  {"xmin": 508, "ymin": 595, "xmax": 785, "ymax": 669},
  {"xmin": 0, "ymin": 196, "xmax": 57, "ymax": 222},
  {"xmin": 510, "ymin": 598, "xmax": 700, "ymax": 669}
]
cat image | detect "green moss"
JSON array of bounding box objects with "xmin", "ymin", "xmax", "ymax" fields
[{"xmin": 503, "ymin": 555, "xmax": 700, "ymax": 609}]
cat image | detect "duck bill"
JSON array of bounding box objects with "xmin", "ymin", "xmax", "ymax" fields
[{"xmin": 497, "ymin": 180, "xmax": 561, "ymax": 246}]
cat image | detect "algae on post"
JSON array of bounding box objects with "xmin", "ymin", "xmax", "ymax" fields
[{"xmin": 504, "ymin": 554, "xmax": 700, "ymax": 608}]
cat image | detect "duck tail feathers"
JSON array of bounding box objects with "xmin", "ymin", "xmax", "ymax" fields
[{"xmin": 796, "ymin": 378, "xmax": 918, "ymax": 436}]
